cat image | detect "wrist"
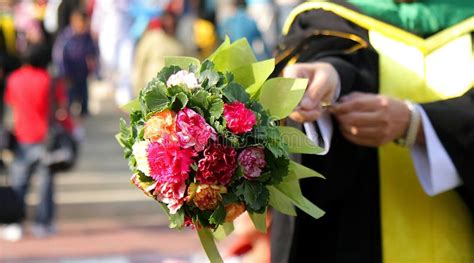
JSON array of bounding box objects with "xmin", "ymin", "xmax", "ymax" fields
[{"xmin": 394, "ymin": 100, "xmax": 421, "ymax": 147}]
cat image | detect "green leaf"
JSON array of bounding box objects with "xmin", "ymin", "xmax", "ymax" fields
[
  {"xmin": 209, "ymin": 38, "xmax": 257, "ymax": 73},
  {"xmin": 197, "ymin": 228, "xmax": 224, "ymax": 263},
  {"xmin": 290, "ymin": 160, "xmax": 325, "ymax": 179},
  {"xmin": 200, "ymin": 69, "xmax": 220, "ymax": 88},
  {"xmin": 231, "ymin": 59, "xmax": 275, "ymax": 97},
  {"xmin": 209, "ymin": 203, "xmax": 226, "ymax": 226},
  {"xmin": 222, "ymin": 193, "xmax": 239, "ymax": 205},
  {"xmin": 223, "ymin": 82, "xmax": 250, "ymax": 103},
  {"xmin": 277, "ymin": 126, "xmax": 324, "ymax": 154},
  {"xmin": 121, "ymin": 98, "xmax": 140, "ymax": 113},
  {"xmin": 264, "ymin": 126, "xmax": 288, "ymax": 158},
  {"xmin": 190, "ymin": 90, "xmax": 211, "ymax": 111},
  {"xmin": 157, "ymin": 65, "xmax": 181, "ymax": 83},
  {"xmin": 235, "ymin": 181, "xmax": 269, "ymax": 213},
  {"xmin": 140, "ymin": 78, "xmax": 169, "ymax": 113},
  {"xmin": 266, "ymin": 151, "xmax": 290, "ymax": 185},
  {"xmin": 274, "ymin": 174, "xmax": 325, "ymax": 220},
  {"xmin": 172, "ymin": 92, "xmax": 189, "ymax": 110},
  {"xmin": 258, "ymin": 78, "xmax": 308, "ymax": 119},
  {"xmin": 249, "ymin": 210, "xmax": 267, "ymax": 234},
  {"xmin": 169, "ymin": 209, "xmax": 185, "ymax": 229},
  {"xmin": 213, "ymin": 222, "xmax": 235, "ymax": 241},
  {"xmin": 267, "ymin": 185, "xmax": 297, "ymax": 216},
  {"xmin": 208, "ymin": 97, "xmax": 224, "ymax": 118},
  {"xmin": 164, "ymin": 56, "xmax": 201, "ymax": 69}
]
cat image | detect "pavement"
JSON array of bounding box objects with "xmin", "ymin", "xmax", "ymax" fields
[{"xmin": 0, "ymin": 82, "xmax": 233, "ymax": 263}]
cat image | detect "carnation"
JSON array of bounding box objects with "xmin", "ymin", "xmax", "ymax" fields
[
  {"xmin": 192, "ymin": 184, "xmax": 225, "ymax": 211},
  {"xmin": 223, "ymin": 101, "xmax": 256, "ymax": 134},
  {"xmin": 166, "ymin": 70, "xmax": 199, "ymax": 89},
  {"xmin": 196, "ymin": 143, "xmax": 238, "ymax": 185},
  {"xmin": 144, "ymin": 110, "xmax": 176, "ymax": 142},
  {"xmin": 147, "ymin": 138, "xmax": 196, "ymax": 183},
  {"xmin": 238, "ymin": 147, "xmax": 267, "ymax": 180},
  {"xmin": 132, "ymin": 141, "xmax": 151, "ymax": 176},
  {"xmin": 154, "ymin": 181, "xmax": 186, "ymax": 214},
  {"xmin": 224, "ymin": 203, "xmax": 246, "ymax": 222},
  {"xmin": 176, "ymin": 108, "xmax": 217, "ymax": 151}
]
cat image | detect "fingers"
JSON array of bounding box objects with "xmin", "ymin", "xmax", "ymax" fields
[
  {"xmin": 289, "ymin": 108, "xmax": 322, "ymax": 123},
  {"xmin": 332, "ymin": 93, "xmax": 388, "ymax": 115},
  {"xmin": 340, "ymin": 129, "xmax": 381, "ymax": 147},
  {"xmin": 335, "ymin": 111, "xmax": 385, "ymax": 127}
]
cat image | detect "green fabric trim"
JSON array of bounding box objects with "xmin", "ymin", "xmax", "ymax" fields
[{"xmin": 347, "ymin": 0, "xmax": 474, "ymax": 37}]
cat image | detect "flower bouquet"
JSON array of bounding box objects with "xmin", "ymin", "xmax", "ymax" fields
[{"xmin": 116, "ymin": 38, "xmax": 325, "ymax": 262}]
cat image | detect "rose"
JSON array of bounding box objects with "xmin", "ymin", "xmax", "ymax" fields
[
  {"xmin": 238, "ymin": 147, "xmax": 267, "ymax": 180},
  {"xmin": 166, "ymin": 70, "xmax": 199, "ymax": 89},
  {"xmin": 176, "ymin": 108, "xmax": 217, "ymax": 152},
  {"xmin": 223, "ymin": 101, "xmax": 256, "ymax": 134},
  {"xmin": 196, "ymin": 143, "xmax": 238, "ymax": 185}
]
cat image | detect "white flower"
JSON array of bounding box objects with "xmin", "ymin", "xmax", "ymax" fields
[
  {"xmin": 132, "ymin": 141, "xmax": 151, "ymax": 176},
  {"xmin": 166, "ymin": 70, "xmax": 199, "ymax": 89}
]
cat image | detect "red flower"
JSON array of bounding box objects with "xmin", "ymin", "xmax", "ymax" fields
[
  {"xmin": 238, "ymin": 147, "xmax": 267, "ymax": 180},
  {"xmin": 176, "ymin": 108, "xmax": 217, "ymax": 152},
  {"xmin": 223, "ymin": 101, "xmax": 256, "ymax": 134},
  {"xmin": 147, "ymin": 138, "xmax": 196, "ymax": 183},
  {"xmin": 196, "ymin": 143, "xmax": 238, "ymax": 185}
]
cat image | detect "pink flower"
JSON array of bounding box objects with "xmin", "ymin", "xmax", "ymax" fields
[
  {"xmin": 196, "ymin": 143, "xmax": 238, "ymax": 185},
  {"xmin": 154, "ymin": 181, "xmax": 186, "ymax": 214},
  {"xmin": 238, "ymin": 147, "xmax": 267, "ymax": 180},
  {"xmin": 223, "ymin": 101, "xmax": 256, "ymax": 134},
  {"xmin": 176, "ymin": 108, "xmax": 217, "ymax": 151},
  {"xmin": 147, "ymin": 138, "xmax": 196, "ymax": 183}
]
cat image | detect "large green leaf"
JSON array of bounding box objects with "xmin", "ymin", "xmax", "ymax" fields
[
  {"xmin": 209, "ymin": 38, "xmax": 257, "ymax": 73},
  {"xmin": 207, "ymin": 36, "xmax": 231, "ymax": 62},
  {"xmin": 121, "ymin": 98, "xmax": 140, "ymax": 113},
  {"xmin": 231, "ymin": 58, "xmax": 275, "ymax": 97},
  {"xmin": 249, "ymin": 210, "xmax": 267, "ymax": 234},
  {"xmin": 267, "ymin": 185, "xmax": 296, "ymax": 216},
  {"xmin": 213, "ymin": 222, "xmax": 235, "ymax": 241},
  {"xmin": 164, "ymin": 56, "xmax": 201, "ymax": 69},
  {"xmin": 258, "ymin": 78, "xmax": 307, "ymax": 119},
  {"xmin": 290, "ymin": 160, "xmax": 325, "ymax": 179},
  {"xmin": 275, "ymin": 173, "xmax": 325, "ymax": 220},
  {"xmin": 197, "ymin": 228, "xmax": 224, "ymax": 263},
  {"xmin": 277, "ymin": 126, "xmax": 324, "ymax": 154}
]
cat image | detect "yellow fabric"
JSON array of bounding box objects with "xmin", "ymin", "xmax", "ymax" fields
[
  {"xmin": 283, "ymin": 1, "xmax": 474, "ymax": 262},
  {"xmin": 0, "ymin": 14, "xmax": 16, "ymax": 55}
]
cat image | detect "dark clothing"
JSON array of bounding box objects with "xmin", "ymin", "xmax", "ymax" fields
[
  {"xmin": 63, "ymin": 32, "xmax": 96, "ymax": 83},
  {"xmin": 271, "ymin": 3, "xmax": 381, "ymax": 262},
  {"xmin": 69, "ymin": 80, "xmax": 89, "ymax": 116},
  {"xmin": 421, "ymin": 88, "xmax": 474, "ymax": 210},
  {"xmin": 10, "ymin": 143, "xmax": 54, "ymax": 225}
]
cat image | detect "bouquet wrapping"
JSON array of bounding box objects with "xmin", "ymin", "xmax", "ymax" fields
[{"xmin": 117, "ymin": 38, "xmax": 325, "ymax": 262}]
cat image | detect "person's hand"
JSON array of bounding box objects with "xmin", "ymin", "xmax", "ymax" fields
[
  {"xmin": 331, "ymin": 92, "xmax": 411, "ymax": 147},
  {"xmin": 284, "ymin": 62, "xmax": 340, "ymax": 123}
]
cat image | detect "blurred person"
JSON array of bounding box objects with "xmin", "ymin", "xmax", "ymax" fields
[
  {"xmin": 246, "ymin": 0, "xmax": 278, "ymax": 52},
  {"xmin": 218, "ymin": 0, "xmax": 269, "ymax": 59},
  {"xmin": 331, "ymin": 89, "xmax": 474, "ymax": 201},
  {"xmin": 271, "ymin": 0, "xmax": 474, "ymax": 262},
  {"xmin": 62, "ymin": 8, "xmax": 97, "ymax": 123},
  {"xmin": 3, "ymin": 43, "xmax": 56, "ymax": 240},
  {"xmin": 91, "ymin": 0, "xmax": 134, "ymax": 106},
  {"xmin": 274, "ymin": 0, "xmax": 301, "ymax": 32},
  {"xmin": 132, "ymin": 11, "xmax": 184, "ymax": 96}
]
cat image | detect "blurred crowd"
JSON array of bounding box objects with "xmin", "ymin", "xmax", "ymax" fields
[{"xmin": 0, "ymin": 0, "xmax": 302, "ymax": 255}]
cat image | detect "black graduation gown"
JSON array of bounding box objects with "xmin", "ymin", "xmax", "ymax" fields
[
  {"xmin": 271, "ymin": 2, "xmax": 383, "ymax": 262},
  {"xmin": 421, "ymin": 88, "xmax": 474, "ymax": 210}
]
